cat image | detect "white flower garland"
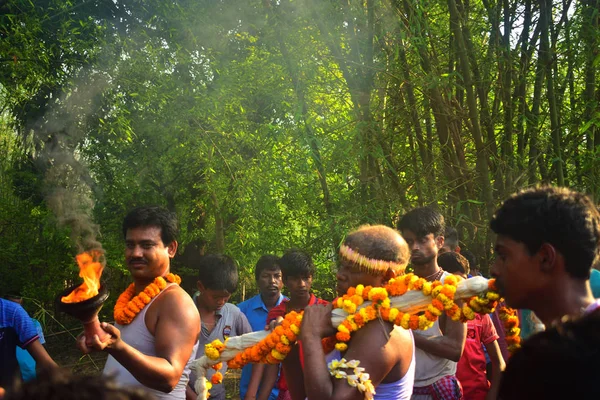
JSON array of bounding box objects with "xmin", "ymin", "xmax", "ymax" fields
[{"xmin": 328, "ymin": 358, "xmax": 376, "ymax": 400}]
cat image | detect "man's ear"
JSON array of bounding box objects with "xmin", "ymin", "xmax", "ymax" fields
[
  {"xmin": 197, "ymin": 281, "xmax": 205, "ymax": 292},
  {"xmin": 167, "ymin": 240, "xmax": 178, "ymax": 258},
  {"xmin": 538, "ymin": 243, "xmax": 557, "ymax": 274},
  {"xmin": 436, "ymin": 235, "xmax": 445, "ymax": 249}
]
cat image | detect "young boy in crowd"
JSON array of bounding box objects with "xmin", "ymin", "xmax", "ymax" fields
[
  {"xmin": 238, "ymin": 255, "xmax": 286, "ymax": 400},
  {"xmin": 257, "ymin": 250, "xmax": 327, "ymax": 400},
  {"xmin": 437, "ymin": 252, "xmax": 505, "ymax": 400},
  {"xmin": 187, "ymin": 254, "xmax": 252, "ymax": 400}
]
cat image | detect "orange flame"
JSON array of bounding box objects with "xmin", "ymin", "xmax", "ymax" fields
[{"xmin": 61, "ymin": 250, "xmax": 104, "ymax": 303}]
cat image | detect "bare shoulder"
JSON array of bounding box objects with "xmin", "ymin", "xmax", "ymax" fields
[
  {"xmin": 146, "ymin": 286, "xmax": 200, "ymax": 333},
  {"xmin": 156, "ymin": 286, "xmax": 198, "ymax": 317}
]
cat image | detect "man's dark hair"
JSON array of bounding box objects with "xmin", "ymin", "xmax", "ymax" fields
[
  {"xmin": 122, "ymin": 206, "xmax": 178, "ymax": 245},
  {"xmin": 461, "ymin": 250, "xmax": 477, "ymax": 271},
  {"xmin": 254, "ymin": 255, "xmax": 281, "ymax": 281},
  {"xmin": 490, "ymin": 186, "xmax": 600, "ymax": 279},
  {"xmin": 197, "ymin": 254, "xmax": 239, "ymax": 293},
  {"xmin": 6, "ymin": 368, "xmax": 154, "ymax": 400},
  {"xmin": 396, "ymin": 207, "xmax": 445, "ymax": 238},
  {"xmin": 279, "ymin": 249, "xmax": 315, "ymax": 280},
  {"xmin": 499, "ymin": 311, "xmax": 600, "ymax": 399},
  {"xmin": 444, "ymin": 227, "xmax": 459, "ymax": 250},
  {"xmin": 438, "ymin": 252, "xmax": 470, "ymax": 276}
]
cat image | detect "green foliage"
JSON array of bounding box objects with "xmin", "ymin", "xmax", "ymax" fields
[{"xmin": 0, "ymin": 0, "xmax": 599, "ymax": 310}]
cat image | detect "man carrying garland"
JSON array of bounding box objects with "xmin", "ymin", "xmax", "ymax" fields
[
  {"xmin": 288, "ymin": 225, "xmax": 416, "ymax": 400},
  {"xmin": 396, "ymin": 208, "xmax": 466, "ymax": 400},
  {"xmin": 78, "ymin": 206, "xmax": 200, "ymax": 399}
]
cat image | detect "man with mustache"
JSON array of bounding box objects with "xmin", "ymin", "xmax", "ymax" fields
[
  {"xmin": 79, "ymin": 206, "xmax": 200, "ymax": 399},
  {"xmin": 490, "ymin": 186, "xmax": 599, "ymax": 328},
  {"xmin": 397, "ymin": 208, "xmax": 466, "ymax": 400},
  {"xmin": 238, "ymin": 255, "xmax": 286, "ymax": 400}
]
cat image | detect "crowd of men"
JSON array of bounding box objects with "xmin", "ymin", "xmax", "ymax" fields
[{"xmin": 1, "ymin": 185, "xmax": 599, "ymax": 400}]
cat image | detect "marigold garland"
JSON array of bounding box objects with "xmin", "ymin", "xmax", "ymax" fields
[
  {"xmin": 498, "ymin": 305, "xmax": 522, "ymax": 354},
  {"xmin": 333, "ymin": 274, "xmax": 463, "ymax": 351},
  {"xmin": 199, "ymin": 274, "xmax": 519, "ymax": 400},
  {"xmin": 114, "ymin": 273, "xmax": 181, "ymax": 325}
]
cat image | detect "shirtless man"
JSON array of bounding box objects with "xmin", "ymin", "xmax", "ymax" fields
[
  {"xmin": 79, "ymin": 206, "xmax": 200, "ymax": 399},
  {"xmin": 288, "ymin": 225, "xmax": 416, "ymax": 400},
  {"xmin": 397, "ymin": 207, "xmax": 466, "ymax": 399}
]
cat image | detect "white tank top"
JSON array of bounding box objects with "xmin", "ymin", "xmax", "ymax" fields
[
  {"xmin": 103, "ymin": 283, "xmax": 200, "ymax": 399},
  {"xmin": 413, "ymin": 271, "xmax": 458, "ymax": 387}
]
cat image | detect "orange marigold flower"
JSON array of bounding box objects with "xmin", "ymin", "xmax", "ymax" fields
[
  {"xmin": 432, "ymin": 299, "xmax": 444, "ymax": 311},
  {"xmin": 354, "ymin": 313, "xmax": 365, "ymax": 327},
  {"xmin": 412, "ymin": 279, "xmax": 424, "ymax": 291},
  {"xmin": 424, "ymin": 310, "xmax": 437, "ymax": 322},
  {"xmin": 212, "ymin": 362, "xmax": 223, "ymax": 370},
  {"xmin": 362, "ymin": 286, "xmax": 373, "ymax": 300},
  {"xmin": 211, "ymin": 372, "xmax": 223, "ymax": 385},
  {"xmin": 409, "ymin": 315, "xmax": 419, "ymax": 330},
  {"xmin": 379, "ymin": 308, "xmax": 390, "ymax": 321},
  {"xmin": 336, "ymin": 331, "xmax": 351, "ymax": 342},
  {"xmin": 285, "ymin": 330, "xmax": 297, "ymax": 343},
  {"xmin": 275, "ymin": 343, "xmax": 291, "ymax": 354},
  {"xmin": 274, "ymin": 326, "xmax": 285, "ymax": 336}
]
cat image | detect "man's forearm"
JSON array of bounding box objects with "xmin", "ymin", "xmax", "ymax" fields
[
  {"xmin": 256, "ymin": 364, "xmax": 278, "ymax": 400},
  {"xmin": 413, "ymin": 333, "xmax": 462, "ymax": 361},
  {"xmin": 108, "ymin": 342, "xmax": 182, "ymax": 393},
  {"xmin": 301, "ymin": 337, "xmax": 334, "ymax": 400}
]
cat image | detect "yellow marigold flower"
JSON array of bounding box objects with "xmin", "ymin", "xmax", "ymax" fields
[
  {"xmin": 280, "ymin": 335, "xmax": 290, "ymax": 345},
  {"xmin": 462, "ymin": 305, "xmax": 476, "ymax": 321},
  {"xmin": 408, "ymin": 274, "xmax": 420, "ymax": 289},
  {"xmin": 205, "ymin": 346, "xmax": 221, "ymax": 360},
  {"xmin": 335, "ymin": 342, "xmax": 348, "ymax": 352},
  {"xmin": 400, "ymin": 313, "xmax": 411, "ymax": 329},
  {"xmin": 432, "ymin": 286, "xmax": 443, "ymax": 298},
  {"xmin": 271, "ymin": 349, "xmax": 286, "ymax": 361},
  {"xmin": 381, "ymin": 298, "xmax": 391, "ymax": 309},
  {"xmin": 422, "ymin": 282, "xmax": 433, "ymax": 296},
  {"xmin": 338, "ymin": 324, "xmax": 350, "ymax": 334},
  {"xmin": 486, "ymin": 292, "xmax": 500, "ymax": 301},
  {"xmin": 355, "ymin": 284, "xmax": 364, "ymax": 297},
  {"xmin": 444, "ymin": 275, "xmax": 458, "ymax": 286},
  {"xmin": 211, "ymin": 339, "xmax": 225, "ymax": 351},
  {"xmin": 347, "ymin": 317, "xmax": 359, "ymax": 332},
  {"xmin": 205, "ymin": 380, "xmax": 213, "ymax": 391},
  {"xmin": 336, "ymin": 298, "xmax": 344, "ymax": 308},
  {"xmin": 417, "ymin": 316, "xmax": 431, "ymax": 330},
  {"xmin": 343, "ymin": 299, "xmax": 357, "ymax": 314},
  {"xmin": 290, "ymin": 324, "xmax": 300, "ymax": 335},
  {"xmin": 359, "ymin": 307, "xmax": 368, "ymax": 320},
  {"xmin": 388, "ymin": 308, "xmax": 399, "ymax": 323},
  {"xmin": 428, "ymin": 304, "xmax": 443, "ymax": 316}
]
